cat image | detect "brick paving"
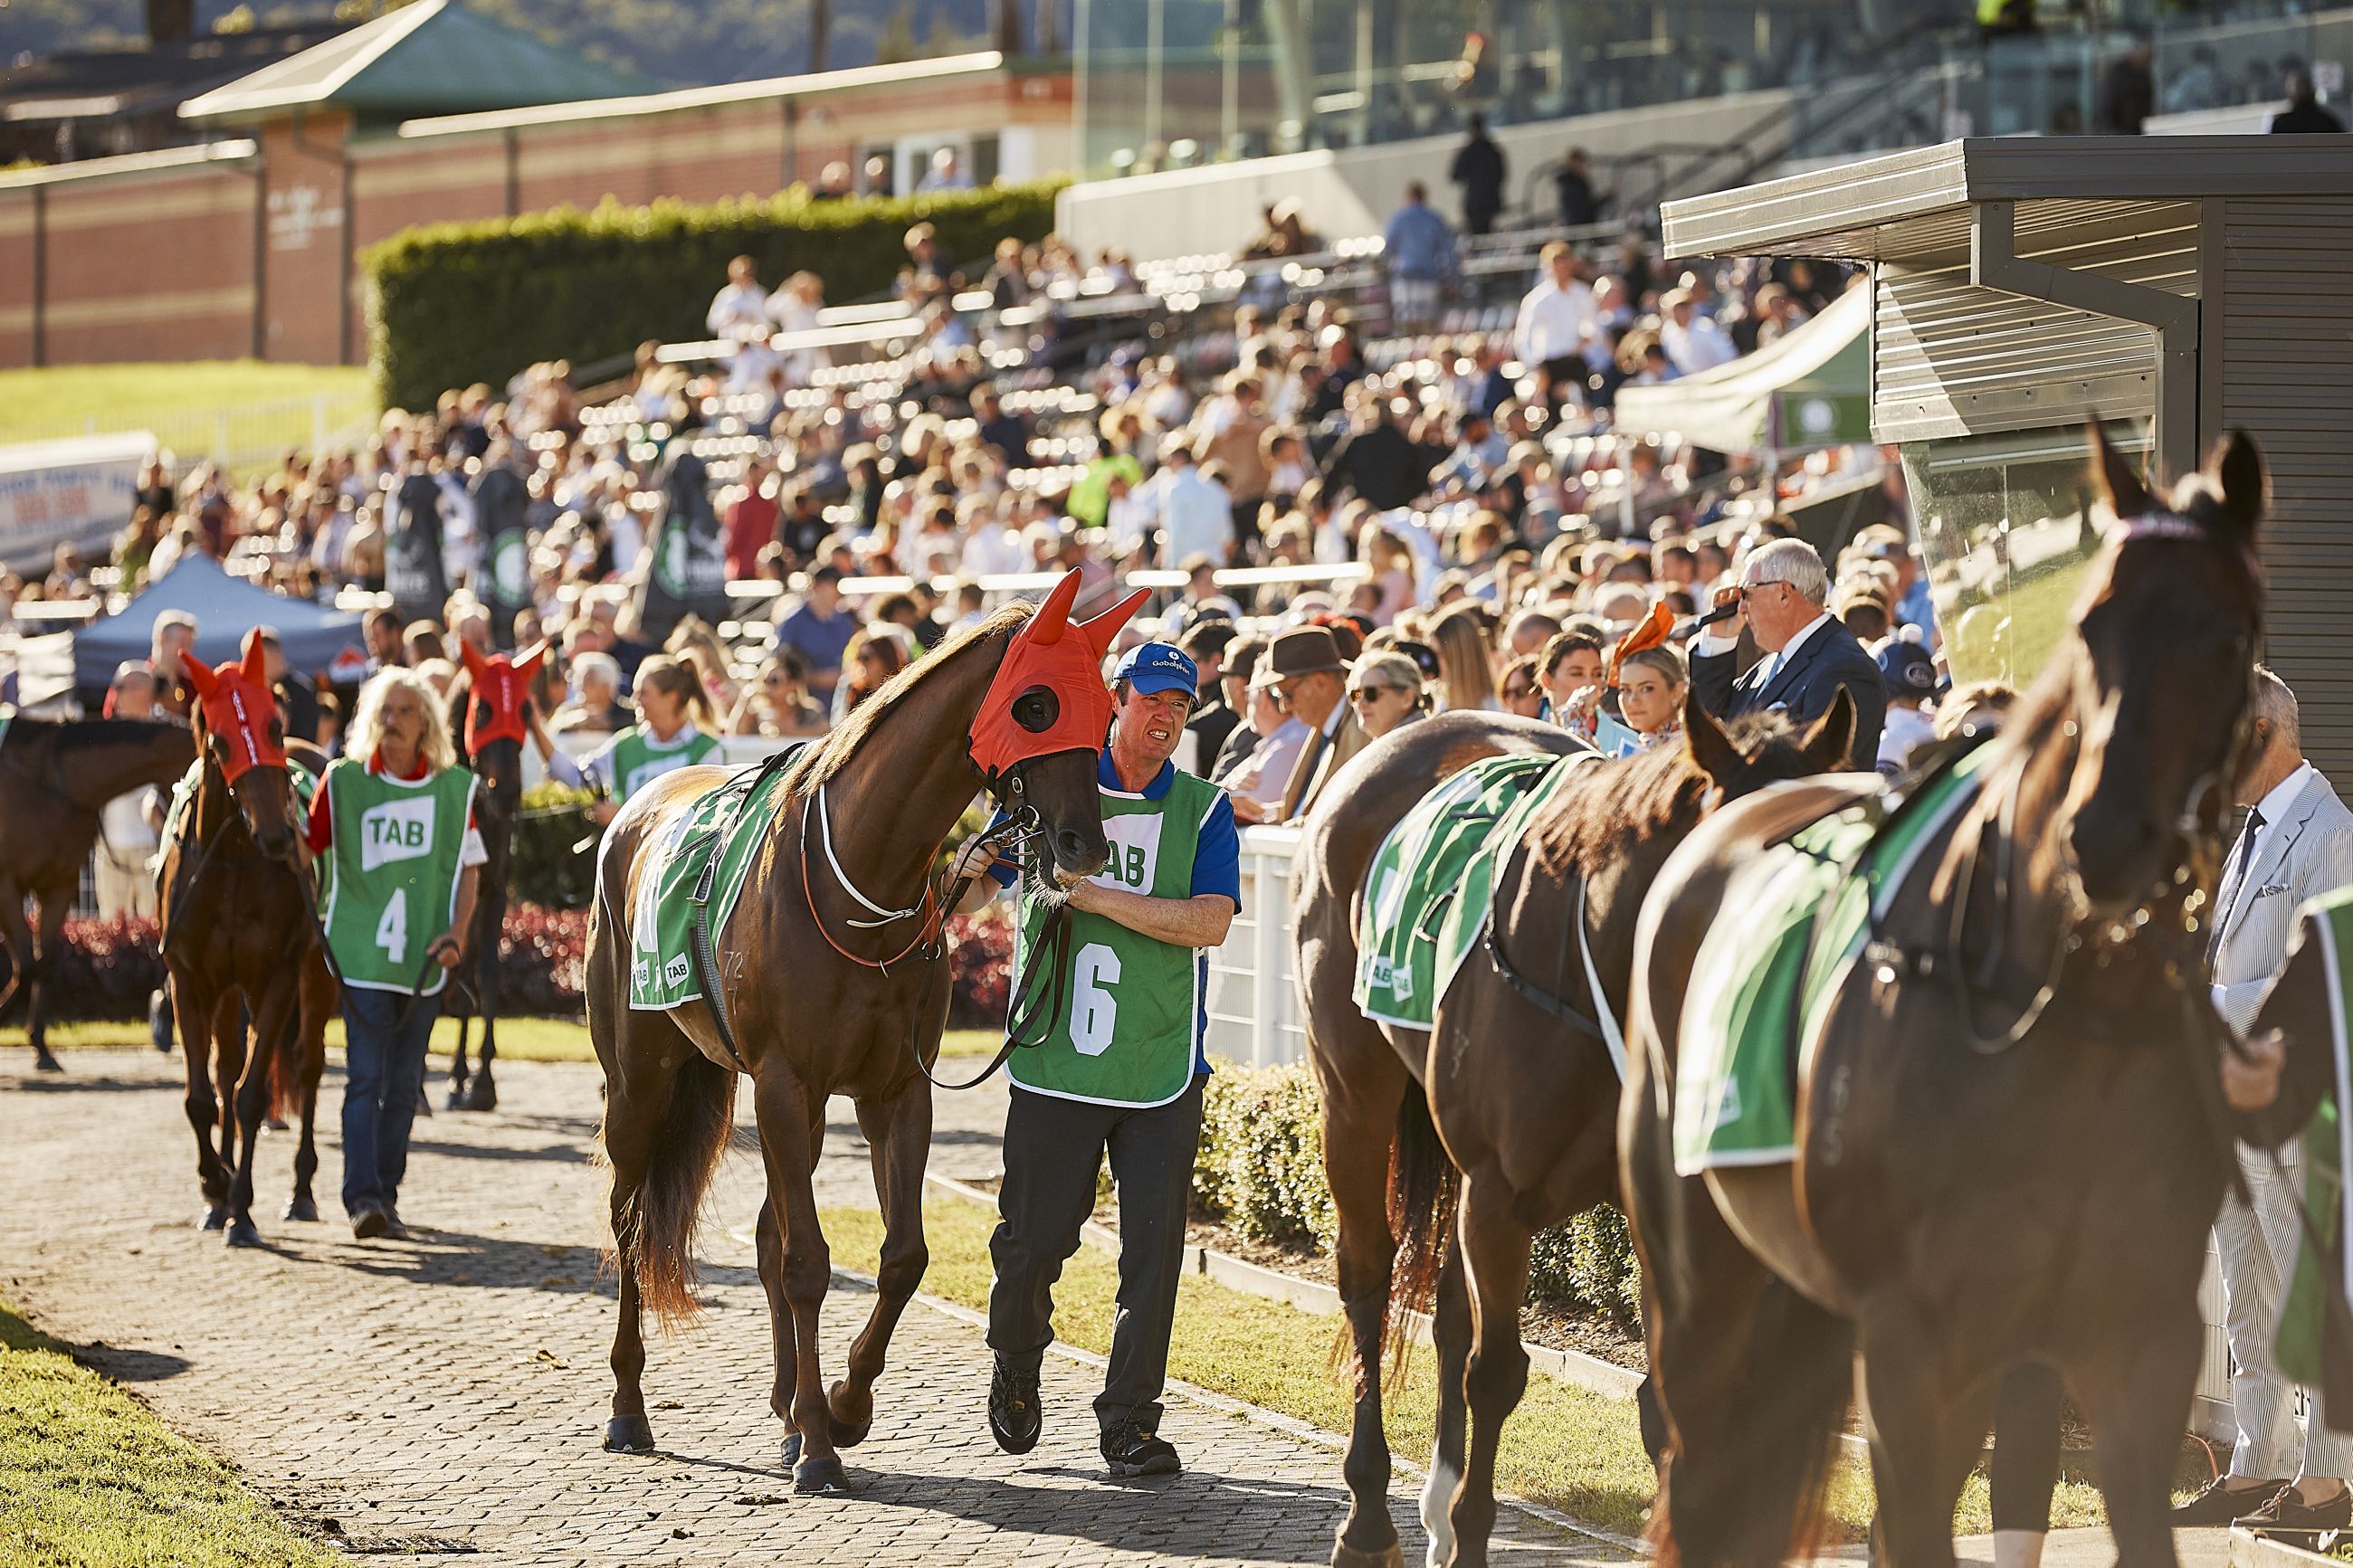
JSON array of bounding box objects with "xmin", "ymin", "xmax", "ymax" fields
[{"xmin": 0, "ymin": 1050, "xmax": 1624, "ymax": 1566}]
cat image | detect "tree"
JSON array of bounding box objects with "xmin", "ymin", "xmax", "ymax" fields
[
  {"xmin": 146, "ymin": 0, "xmax": 195, "ymax": 43},
  {"xmin": 873, "ymin": 0, "xmax": 915, "ymax": 64}
]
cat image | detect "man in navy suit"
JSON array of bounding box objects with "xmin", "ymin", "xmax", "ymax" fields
[{"xmin": 1689, "ymin": 537, "xmax": 1884, "ymax": 768}]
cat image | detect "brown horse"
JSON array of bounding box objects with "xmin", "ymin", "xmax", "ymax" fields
[
  {"xmin": 157, "ymin": 637, "xmax": 338, "ymax": 1246},
  {"xmin": 0, "ymin": 713, "xmax": 193, "ymax": 1071},
  {"xmin": 589, "ymin": 571, "xmax": 1138, "ymax": 1495},
  {"xmin": 443, "ymin": 641, "xmax": 544, "ymax": 1112},
  {"xmin": 1622, "ymin": 429, "xmax": 2266, "ymax": 1568},
  {"xmin": 1295, "ymin": 694, "xmax": 1855, "ymax": 1568}
]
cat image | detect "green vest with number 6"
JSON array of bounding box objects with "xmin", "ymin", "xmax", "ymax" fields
[
  {"xmin": 319, "ymin": 759, "xmax": 476, "ymax": 994},
  {"xmin": 1008, "ymin": 767, "xmax": 1221, "ymax": 1107}
]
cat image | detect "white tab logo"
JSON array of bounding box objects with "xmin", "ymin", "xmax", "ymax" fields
[{"xmin": 358, "ymin": 797, "xmax": 436, "ymax": 872}]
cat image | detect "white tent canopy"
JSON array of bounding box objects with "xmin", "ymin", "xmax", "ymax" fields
[{"xmin": 1614, "ymin": 284, "xmax": 1870, "ymax": 452}]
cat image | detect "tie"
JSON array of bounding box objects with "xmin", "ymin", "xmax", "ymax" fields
[
  {"xmin": 2207, "ymin": 806, "xmax": 2266, "ymax": 964},
  {"xmin": 1281, "ymin": 721, "xmax": 1332, "ymax": 823}
]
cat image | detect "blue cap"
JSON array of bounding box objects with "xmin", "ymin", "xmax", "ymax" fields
[
  {"xmin": 1876, "ymin": 638, "xmax": 1938, "ymax": 696},
  {"xmin": 1112, "ymin": 641, "xmax": 1199, "ymax": 698}
]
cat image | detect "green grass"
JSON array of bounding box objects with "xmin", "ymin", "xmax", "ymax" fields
[
  {"xmin": 822, "ymin": 1198, "xmax": 2106, "ymax": 1543},
  {"xmin": 2, "ymin": 1019, "xmax": 1005, "ymax": 1064},
  {"xmin": 0, "ymin": 1297, "xmax": 330, "ymax": 1568},
  {"xmin": 1940, "ymin": 555, "xmax": 2092, "ymax": 691},
  {"xmin": 0, "ymin": 361, "xmax": 373, "ymax": 459}
]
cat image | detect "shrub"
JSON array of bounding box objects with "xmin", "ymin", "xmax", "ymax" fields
[
  {"xmin": 512, "ymin": 783, "xmax": 599, "ymax": 910},
  {"xmin": 1193, "ymin": 1058, "xmax": 1643, "ymax": 1326},
  {"xmin": 364, "ymin": 181, "xmax": 1065, "ymax": 412},
  {"xmin": 39, "ymin": 916, "xmax": 166, "ymax": 1019}
]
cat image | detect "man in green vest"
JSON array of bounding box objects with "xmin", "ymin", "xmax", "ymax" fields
[{"xmin": 954, "ymin": 641, "xmax": 1241, "ymax": 1478}]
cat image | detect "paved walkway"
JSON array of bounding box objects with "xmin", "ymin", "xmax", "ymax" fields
[{"xmin": 0, "ymin": 1050, "xmax": 1616, "ymax": 1566}]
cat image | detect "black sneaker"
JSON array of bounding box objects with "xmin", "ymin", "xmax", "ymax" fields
[
  {"xmin": 2171, "ymin": 1475, "xmax": 2286, "ymax": 1526},
  {"xmin": 988, "ymin": 1356, "xmax": 1041, "ymax": 1455},
  {"xmin": 379, "ymin": 1209, "xmax": 413, "ymax": 1240},
  {"xmin": 2236, "ymin": 1483, "xmax": 2353, "ymax": 1537},
  {"xmin": 350, "ymin": 1206, "xmax": 388, "ymax": 1240},
  {"xmin": 1100, "ymin": 1419, "xmax": 1180, "ymax": 1478}
]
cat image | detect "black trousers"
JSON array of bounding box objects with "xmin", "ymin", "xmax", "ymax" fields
[{"xmin": 987, "ymin": 1076, "xmax": 1206, "ymax": 1433}]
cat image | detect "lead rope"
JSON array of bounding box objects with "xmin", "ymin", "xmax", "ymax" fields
[{"xmin": 910, "ymin": 805, "xmax": 1071, "ymax": 1092}]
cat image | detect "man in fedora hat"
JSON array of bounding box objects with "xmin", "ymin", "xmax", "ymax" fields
[{"xmin": 1233, "ymin": 624, "xmax": 1367, "ymax": 823}]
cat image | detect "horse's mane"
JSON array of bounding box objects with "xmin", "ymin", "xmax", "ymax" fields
[
  {"xmin": 780, "ymin": 600, "xmax": 1031, "ymax": 796},
  {"xmin": 1526, "ymin": 711, "xmax": 1802, "ymax": 874},
  {"xmin": 7, "ymin": 715, "xmax": 185, "ymax": 752}
]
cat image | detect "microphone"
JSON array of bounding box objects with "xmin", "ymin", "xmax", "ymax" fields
[{"xmin": 1676, "ymin": 601, "xmax": 1739, "ymax": 639}]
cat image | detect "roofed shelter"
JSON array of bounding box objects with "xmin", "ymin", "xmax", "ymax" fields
[{"xmin": 1663, "ymin": 138, "xmax": 2353, "ymax": 799}]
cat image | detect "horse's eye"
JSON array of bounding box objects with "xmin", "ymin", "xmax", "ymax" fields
[{"xmin": 1011, "ymin": 687, "xmax": 1060, "ymax": 734}]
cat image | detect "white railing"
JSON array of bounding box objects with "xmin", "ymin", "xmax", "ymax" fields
[{"xmin": 10, "ymin": 391, "xmax": 376, "ymax": 475}]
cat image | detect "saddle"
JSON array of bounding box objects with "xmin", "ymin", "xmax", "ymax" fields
[
  {"xmin": 1672, "ymin": 739, "xmax": 1990, "ymax": 1176},
  {"xmin": 626, "ymin": 744, "xmax": 805, "ymax": 1012},
  {"xmin": 1354, "ymin": 751, "xmax": 1599, "ymax": 1031}
]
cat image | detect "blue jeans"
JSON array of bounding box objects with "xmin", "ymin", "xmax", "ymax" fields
[{"xmin": 340, "ymin": 985, "xmax": 441, "ymax": 1218}]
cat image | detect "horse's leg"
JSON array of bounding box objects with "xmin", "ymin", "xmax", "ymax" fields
[
  {"xmin": 751, "ymin": 1065, "xmax": 843, "ymax": 1494},
  {"xmin": 173, "ymin": 974, "xmax": 228, "ymax": 1229},
  {"xmin": 1859, "ymin": 1321, "xmax": 1986, "ymax": 1568},
  {"xmin": 24, "ymin": 886, "xmax": 68, "ymax": 1071},
  {"xmin": 446, "ymin": 990, "xmax": 472, "ymax": 1109},
  {"xmin": 1323, "ymin": 1052, "xmax": 1410, "ymax": 1568},
  {"xmin": 828, "ymin": 1081, "xmax": 931, "ymax": 1451},
  {"xmin": 1419, "ymin": 1242, "xmax": 1472, "ymax": 1568},
  {"xmin": 757, "ymin": 1193, "xmax": 805, "ymax": 1467},
  {"xmin": 224, "ymin": 984, "xmax": 293, "ymax": 1249},
  {"xmin": 0, "ymin": 889, "xmax": 52, "ymax": 1071},
  {"xmin": 462, "ymin": 918, "xmax": 502, "ymax": 1111},
  {"xmin": 285, "ymin": 958, "xmax": 333, "ymax": 1221},
  {"xmin": 1443, "ymin": 1172, "xmax": 1532, "ymax": 1568},
  {"xmin": 2072, "ymin": 1301, "xmax": 2200, "ymax": 1568}
]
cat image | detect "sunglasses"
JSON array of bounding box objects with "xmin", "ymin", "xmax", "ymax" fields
[
  {"xmin": 1348, "ymin": 685, "xmax": 1402, "ymax": 705},
  {"xmin": 1501, "ymin": 683, "xmax": 1536, "ymax": 700}
]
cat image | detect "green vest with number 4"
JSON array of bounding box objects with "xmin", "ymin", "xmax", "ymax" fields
[
  {"xmin": 319, "ymin": 759, "xmax": 476, "ymax": 994},
  {"xmin": 1008, "ymin": 768, "xmax": 1219, "ymax": 1107}
]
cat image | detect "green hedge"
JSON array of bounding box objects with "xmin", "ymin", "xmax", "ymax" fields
[
  {"xmin": 362, "ymin": 181, "xmax": 1066, "ymax": 413},
  {"xmin": 1195, "ymin": 1060, "xmax": 1643, "ymax": 1326},
  {"xmin": 513, "ymin": 783, "xmax": 599, "ymax": 909}
]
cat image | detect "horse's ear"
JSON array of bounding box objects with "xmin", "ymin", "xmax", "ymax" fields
[
  {"xmin": 2206, "ymin": 429, "xmax": 2267, "ymax": 540},
  {"xmin": 1024, "ymin": 568, "xmax": 1082, "ymax": 647},
  {"xmin": 459, "ymin": 640, "xmax": 491, "ymax": 684},
  {"xmin": 1079, "ymin": 588, "xmax": 1150, "ymax": 659},
  {"xmin": 1799, "ymin": 688, "xmax": 1858, "ymax": 773},
  {"xmin": 179, "ymin": 650, "xmax": 219, "ymax": 702},
  {"xmin": 1681, "ymin": 690, "xmax": 1744, "ymax": 785},
  {"xmin": 2089, "ymin": 420, "xmax": 2151, "ymax": 521},
  {"xmin": 516, "ymin": 640, "xmax": 549, "ymax": 682},
  {"xmin": 239, "ymin": 629, "xmax": 270, "ymax": 689}
]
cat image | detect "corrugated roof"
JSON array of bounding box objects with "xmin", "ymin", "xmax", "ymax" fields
[{"xmin": 178, "ymin": 0, "xmax": 642, "ymax": 124}]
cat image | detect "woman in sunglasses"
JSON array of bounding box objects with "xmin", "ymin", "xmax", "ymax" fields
[
  {"xmin": 1344, "ymin": 651, "xmax": 1431, "ymax": 741},
  {"xmin": 1497, "ymin": 653, "xmax": 1546, "ymax": 720}
]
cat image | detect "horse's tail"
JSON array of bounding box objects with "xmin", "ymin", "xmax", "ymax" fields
[
  {"xmin": 1383, "ymin": 1083, "xmax": 1460, "ymax": 1365},
  {"xmin": 269, "ymin": 1008, "xmax": 306, "ymax": 1123},
  {"xmin": 603, "ymin": 1050, "xmax": 738, "ymax": 1326}
]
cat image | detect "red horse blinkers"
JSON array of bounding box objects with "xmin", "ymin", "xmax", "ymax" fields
[
  {"xmin": 967, "ymin": 569, "xmax": 1149, "ymax": 787},
  {"xmin": 458, "ymin": 640, "xmax": 548, "ymax": 755},
  {"xmin": 179, "ymin": 632, "xmax": 285, "ymax": 784}
]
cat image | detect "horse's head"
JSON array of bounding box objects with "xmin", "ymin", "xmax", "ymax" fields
[
  {"xmin": 180, "ymin": 632, "xmax": 298, "ymax": 860},
  {"xmin": 1682, "ymin": 688, "xmax": 1858, "ymax": 805},
  {"xmin": 2062, "ymin": 424, "xmax": 2265, "ymax": 917},
  {"xmin": 457, "ymin": 640, "xmax": 545, "ymax": 822},
  {"xmin": 968, "ymin": 569, "xmax": 1150, "ymax": 879}
]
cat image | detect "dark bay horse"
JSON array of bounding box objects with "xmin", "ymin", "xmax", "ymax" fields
[
  {"xmin": 590, "ymin": 569, "xmax": 1139, "ymax": 1495},
  {"xmin": 443, "ymin": 641, "xmax": 543, "ymax": 1112},
  {"xmin": 1622, "ymin": 429, "xmax": 2266, "ymax": 1568},
  {"xmin": 157, "ymin": 637, "xmax": 338, "ymax": 1246},
  {"xmin": 1295, "ymin": 695, "xmax": 1855, "ymax": 1568},
  {"xmin": 0, "ymin": 714, "xmax": 193, "ymax": 1071}
]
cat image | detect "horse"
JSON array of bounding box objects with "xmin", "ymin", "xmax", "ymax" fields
[
  {"xmin": 589, "ymin": 569, "xmax": 1141, "ymax": 1495},
  {"xmin": 1621, "ymin": 427, "xmax": 2266, "ymax": 1568},
  {"xmin": 157, "ymin": 635, "xmax": 338, "ymax": 1247},
  {"xmin": 442, "ymin": 641, "xmax": 544, "ymax": 1112},
  {"xmin": 1296, "ymin": 694, "xmax": 1856, "ymax": 1568},
  {"xmin": 0, "ymin": 712, "xmax": 193, "ymax": 1071}
]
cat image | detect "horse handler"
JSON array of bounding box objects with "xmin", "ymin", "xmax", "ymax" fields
[
  {"xmin": 305, "ymin": 669, "xmax": 485, "ymax": 1240},
  {"xmin": 953, "ymin": 641, "xmax": 1240, "ymax": 1478}
]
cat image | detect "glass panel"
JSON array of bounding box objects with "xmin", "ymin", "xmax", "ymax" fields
[{"xmin": 1900, "ymin": 419, "xmax": 2149, "ymax": 693}]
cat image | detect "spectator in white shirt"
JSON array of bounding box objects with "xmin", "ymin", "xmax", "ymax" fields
[
  {"xmin": 1152, "ymin": 444, "xmax": 1236, "ymax": 568},
  {"xmin": 917, "ymin": 147, "xmax": 974, "ymax": 192},
  {"xmin": 707, "ymin": 255, "xmax": 771, "ymax": 346},
  {"xmin": 1661, "ymin": 288, "xmax": 1739, "ymax": 375},
  {"xmin": 1513, "ymin": 241, "xmax": 1601, "ymax": 410}
]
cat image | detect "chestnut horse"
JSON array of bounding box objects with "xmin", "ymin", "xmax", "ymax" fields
[
  {"xmin": 157, "ymin": 635, "xmax": 338, "ymax": 1246},
  {"xmin": 1296, "ymin": 695, "xmax": 1855, "ymax": 1568},
  {"xmin": 589, "ymin": 571, "xmax": 1138, "ymax": 1495},
  {"xmin": 0, "ymin": 714, "xmax": 193, "ymax": 1071},
  {"xmin": 443, "ymin": 641, "xmax": 543, "ymax": 1112},
  {"xmin": 1622, "ymin": 429, "xmax": 2266, "ymax": 1567}
]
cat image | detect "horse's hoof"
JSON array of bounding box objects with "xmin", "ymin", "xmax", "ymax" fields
[
  {"xmin": 1331, "ymin": 1534, "xmax": 1405, "ymax": 1568},
  {"xmin": 826, "ymin": 1380, "xmax": 872, "ymax": 1449},
  {"xmin": 198, "ymin": 1203, "xmax": 228, "ymax": 1231},
  {"xmin": 444, "ymin": 1084, "xmax": 467, "ymax": 1111},
  {"xmin": 225, "ymin": 1216, "xmax": 262, "ymax": 1250},
  {"xmin": 461, "ymin": 1073, "xmax": 497, "ymax": 1113},
  {"xmin": 282, "ymin": 1195, "xmax": 319, "ymax": 1223},
  {"xmin": 33, "ymin": 1050, "xmax": 62, "ymax": 1073},
  {"xmin": 793, "ymin": 1455, "xmax": 852, "ymax": 1496},
  {"xmin": 780, "ymin": 1431, "xmax": 804, "ymax": 1469},
  {"xmin": 603, "ymin": 1415, "xmax": 657, "ymax": 1454}
]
